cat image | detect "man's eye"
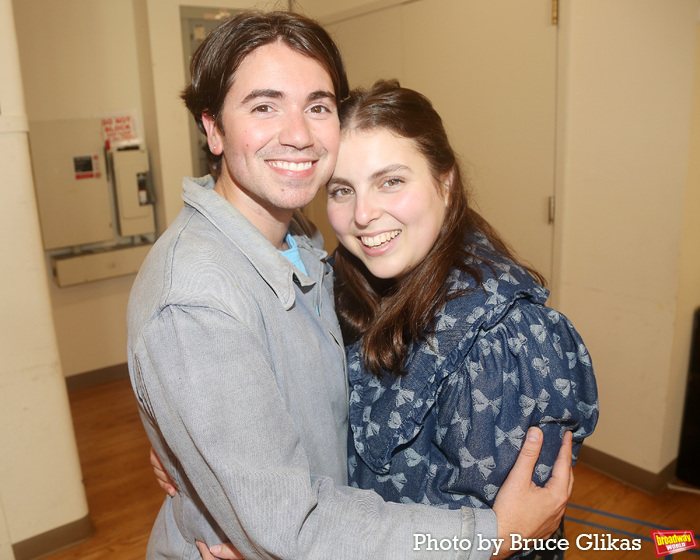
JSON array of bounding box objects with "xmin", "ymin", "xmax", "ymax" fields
[
  {"xmin": 252, "ymin": 104, "xmax": 273, "ymax": 113},
  {"xmin": 309, "ymin": 105, "xmax": 330, "ymax": 114}
]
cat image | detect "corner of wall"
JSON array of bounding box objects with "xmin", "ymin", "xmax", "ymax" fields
[{"xmin": 660, "ymin": 20, "xmax": 700, "ymax": 465}]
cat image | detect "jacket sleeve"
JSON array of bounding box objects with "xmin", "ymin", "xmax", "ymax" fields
[
  {"xmin": 435, "ymin": 299, "xmax": 599, "ymax": 507},
  {"xmin": 131, "ymin": 303, "xmax": 495, "ymax": 560}
]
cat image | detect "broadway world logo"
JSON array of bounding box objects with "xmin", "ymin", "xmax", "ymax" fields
[{"xmin": 651, "ymin": 530, "xmax": 698, "ymax": 556}]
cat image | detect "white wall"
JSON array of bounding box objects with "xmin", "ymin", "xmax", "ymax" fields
[
  {"xmin": 555, "ymin": 0, "xmax": 698, "ymax": 473},
  {"xmin": 663, "ymin": 20, "xmax": 700, "ymax": 464},
  {"xmin": 0, "ymin": 502, "xmax": 13, "ymax": 560},
  {"xmin": 12, "ymin": 0, "xmax": 146, "ymax": 376},
  {"xmin": 0, "ymin": 0, "xmax": 88, "ymax": 551},
  {"xmin": 292, "ymin": 0, "xmax": 400, "ymax": 23}
]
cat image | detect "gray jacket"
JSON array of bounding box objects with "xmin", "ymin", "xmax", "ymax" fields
[{"xmin": 127, "ymin": 176, "xmax": 495, "ymax": 559}]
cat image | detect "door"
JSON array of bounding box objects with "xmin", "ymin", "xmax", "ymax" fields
[
  {"xmin": 304, "ymin": 0, "xmax": 558, "ymax": 280},
  {"xmin": 181, "ymin": 6, "xmax": 239, "ymax": 178}
]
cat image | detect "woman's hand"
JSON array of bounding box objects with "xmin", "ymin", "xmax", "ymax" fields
[
  {"xmin": 149, "ymin": 453, "xmax": 242, "ymax": 558},
  {"xmin": 150, "ymin": 452, "xmax": 241, "ymax": 558},
  {"xmin": 492, "ymin": 427, "xmax": 573, "ymax": 559},
  {"xmin": 150, "ymin": 447, "xmax": 177, "ymax": 497},
  {"xmin": 196, "ymin": 540, "xmax": 245, "ymax": 560}
]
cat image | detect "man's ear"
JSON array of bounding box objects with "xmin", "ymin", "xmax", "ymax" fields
[{"xmin": 201, "ymin": 113, "xmax": 224, "ymax": 155}]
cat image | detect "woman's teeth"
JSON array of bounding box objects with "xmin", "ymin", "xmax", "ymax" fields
[{"xmin": 360, "ymin": 230, "xmax": 400, "ymax": 248}]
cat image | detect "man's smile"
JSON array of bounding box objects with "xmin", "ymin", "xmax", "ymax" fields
[{"xmin": 267, "ymin": 160, "xmax": 314, "ymax": 172}]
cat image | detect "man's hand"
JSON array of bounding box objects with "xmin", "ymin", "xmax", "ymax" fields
[
  {"xmin": 492, "ymin": 427, "xmax": 573, "ymax": 559},
  {"xmin": 196, "ymin": 540, "xmax": 244, "ymax": 559},
  {"xmin": 150, "ymin": 447, "xmax": 177, "ymax": 497}
]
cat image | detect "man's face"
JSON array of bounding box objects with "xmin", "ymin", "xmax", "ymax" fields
[{"xmin": 203, "ymin": 42, "xmax": 340, "ymax": 224}]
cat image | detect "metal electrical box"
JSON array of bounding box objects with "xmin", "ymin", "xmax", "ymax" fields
[
  {"xmin": 29, "ymin": 119, "xmax": 114, "ymax": 250},
  {"xmin": 110, "ymin": 145, "xmax": 155, "ymax": 237},
  {"xmin": 28, "ymin": 118, "xmax": 156, "ymax": 286}
]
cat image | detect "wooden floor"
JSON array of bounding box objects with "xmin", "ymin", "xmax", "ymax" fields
[
  {"xmin": 43, "ymin": 377, "xmax": 700, "ymax": 559},
  {"xmin": 43, "ymin": 379, "xmax": 163, "ymax": 560}
]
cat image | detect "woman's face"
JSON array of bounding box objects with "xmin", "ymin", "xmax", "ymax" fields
[{"xmin": 326, "ymin": 128, "xmax": 448, "ymax": 279}]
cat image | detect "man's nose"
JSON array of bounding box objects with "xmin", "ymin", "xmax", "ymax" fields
[{"xmin": 278, "ymin": 110, "xmax": 313, "ymax": 149}]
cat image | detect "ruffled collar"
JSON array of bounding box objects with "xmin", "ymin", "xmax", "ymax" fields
[{"xmin": 347, "ymin": 234, "xmax": 549, "ymax": 473}]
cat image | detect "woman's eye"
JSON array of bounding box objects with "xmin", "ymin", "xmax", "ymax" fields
[
  {"xmin": 383, "ymin": 177, "xmax": 404, "ymax": 188},
  {"xmin": 328, "ymin": 186, "xmax": 353, "ymax": 198}
]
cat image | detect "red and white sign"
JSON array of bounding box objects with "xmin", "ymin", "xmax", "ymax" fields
[
  {"xmin": 651, "ymin": 530, "xmax": 698, "ymax": 556},
  {"xmin": 101, "ymin": 114, "xmax": 136, "ymax": 146}
]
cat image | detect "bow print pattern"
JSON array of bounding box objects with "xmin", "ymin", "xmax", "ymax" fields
[{"xmin": 347, "ymin": 233, "xmax": 599, "ymax": 512}]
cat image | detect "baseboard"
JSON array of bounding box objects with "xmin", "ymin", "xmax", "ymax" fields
[
  {"xmin": 578, "ymin": 445, "xmax": 677, "ymax": 495},
  {"xmin": 65, "ymin": 363, "xmax": 129, "ymax": 392},
  {"xmin": 12, "ymin": 515, "xmax": 93, "ymax": 560}
]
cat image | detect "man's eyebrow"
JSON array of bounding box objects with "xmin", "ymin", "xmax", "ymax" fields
[
  {"xmin": 309, "ymin": 90, "xmax": 336, "ymax": 102},
  {"xmin": 241, "ymin": 89, "xmax": 336, "ymax": 105},
  {"xmin": 241, "ymin": 89, "xmax": 283, "ymax": 104}
]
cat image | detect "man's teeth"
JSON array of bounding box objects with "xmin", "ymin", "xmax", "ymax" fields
[
  {"xmin": 268, "ymin": 160, "xmax": 313, "ymax": 171},
  {"xmin": 360, "ymin": 231, "xmax": 400, "ymax": 248}
]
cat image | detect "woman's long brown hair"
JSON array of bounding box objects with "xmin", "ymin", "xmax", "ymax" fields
[{"xmin": 334, "ymin": 80, "xmax": 545, "ymax": 378}]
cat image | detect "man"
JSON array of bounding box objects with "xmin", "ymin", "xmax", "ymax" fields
[{"xmin": 128, "ymin": 11, "xmax": 571, "ymax": 560}]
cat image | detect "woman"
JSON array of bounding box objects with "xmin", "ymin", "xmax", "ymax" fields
[
  {"xmin": 154, "ymin": 80, "xmax": 598, "ymax": 559},
  {"xmin": 325, "ymin": 80, "xmax": 598, "ymax": 557}
]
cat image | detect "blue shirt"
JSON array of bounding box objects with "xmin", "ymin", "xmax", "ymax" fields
[
  {"xmin": 281, "ymin": 233, "xmax": 307, "ymax": 275},
  {"xmin": 347, "ymin": 233, "xmax": 599, "ymax": 510}
]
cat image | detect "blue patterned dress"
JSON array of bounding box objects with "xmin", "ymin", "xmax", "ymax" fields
[{"xmin": 346, "ymin": 234, "xmax": 599, "ymax": 557}]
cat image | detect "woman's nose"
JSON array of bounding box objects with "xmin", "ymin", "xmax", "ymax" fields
[{"xmin": 353, "ymin": 193, "xmax": 381, "ymax": 227}]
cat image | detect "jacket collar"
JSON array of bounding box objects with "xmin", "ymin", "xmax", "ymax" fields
[{"xmin": 181, "ymin": 176, "xmax": 326, "ymax": 310}]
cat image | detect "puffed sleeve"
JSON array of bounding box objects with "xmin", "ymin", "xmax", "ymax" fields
[{"xmin": 433, "ymin": 300, "xmax": 598, "ymax": 508}]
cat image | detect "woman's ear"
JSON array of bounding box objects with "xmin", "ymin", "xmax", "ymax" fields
[
  {"xmin": 440, "ymin": 167, "xmax": 456, "ymax": 207},
  {"xmin": 201, "ymin": 113, "xmax": 224, "ymax": 156}
]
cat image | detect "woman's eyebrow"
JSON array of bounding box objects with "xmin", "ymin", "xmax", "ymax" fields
[
  {"xmin": 328, "ymin": 164, "xmax": 412, "ymax": 188},
  {"xmin": 327, "ymin": 175, "xmax": 351, "ymax": 187},
  {"xmin": 369, "ymin": 163, "xmax": 411, "ymax": 181}
]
